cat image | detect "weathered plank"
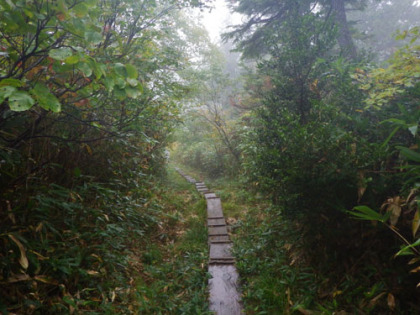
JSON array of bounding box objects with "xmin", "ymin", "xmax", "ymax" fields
[
  {"xmin": 208, "ymin": 217, "xmax": 226, "ymax": 227},
  {"xmin": 176, "ymin": 167, "xmax": 243, "ymax": 314},
  {"xmin": 207, "ymin": 198, "xmax": 224, "ymax": 218},
  {"xmin": 210, "ymin": 243, "xmax": 233, "ymax": 260},
  {"xmin": 208, "ymin": 265, "xmax": 242, "ymax": 315},
  {"xmin": 208, "ymin": 225, "xmax": 228, "ymax": 236},
  {"xmin": 209, "ymin": 235, "xmax": 231, "ymax": 243},
  {"xmin": 204, "ymin": 193, "xmax": 217, "ymax": 199},
  {"xmin": 185, "ymin": 176, "xmax": 196, "ymax": 183}
]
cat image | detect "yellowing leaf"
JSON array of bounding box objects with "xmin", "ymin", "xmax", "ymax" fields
[
  {"xmin": 413, "ymin": 210, "xmax": 420, "ymax": 237},
  {"xmin": 34, "ymin": 275, "xmax": 59, "ymax": 285},
  {"xmin": 8, "ymin": 234, "xmax": 29, "ymax": 270},
  {"xmin": 410, "ymin": 266, "xmax": 420, "ymax": 273},
  {"xmin": 408, "ymin": 257, "xmax": 420, "ymax": 265},
  {"xmin": 84, "ymin": 144, "xmax": 93, "ymax": 155},
  {"xmin": 389, "ymin": 203, "xmax": 402, "ymax": 226},
  {"xmin": 6, "ymin": 273, "xmax": 31, "ymax": 283}
]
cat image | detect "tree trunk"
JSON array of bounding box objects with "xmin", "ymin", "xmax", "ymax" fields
[{"xmin": 331, "ymin": 0, "xmax": 357, "ymax": 59}]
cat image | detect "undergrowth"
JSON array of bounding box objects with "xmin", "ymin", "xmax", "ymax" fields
[
  {"xmin": 133, "ymin": 167, "xmax": 210, "ymax": 314},
  {"xmin": 205, "ymin": 176, "xmax": 420, "ymax": 315},
  {"xmin": 0, "ymin": 166, "xmax": 209, "ymax": 314}
]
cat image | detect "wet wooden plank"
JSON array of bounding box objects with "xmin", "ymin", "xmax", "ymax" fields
[
  {"xmin": 184, "ymin": 175, "xmax": 196, "ymax": 182},
  {"xmin": 209, "ymin": 235, "xmax": 231, "ymax": 243},
  {"xmin": 208, "ymin": 217, "xmax": 226, "ymax": 227},
  {"xmin": 208, "ymin": 265, "xmax": 243, "ymax": 315},
  {"xmin": 204, "ymin": 193, "xmax": 217, "ymax": 199},
  {"xmin": 207, "ymin": 198, "xmax": 224, "ymax": 218},
  {"xmin": 210, "ymin": 243, "xmax": 233, "ymax": 261},
  {"xmin": 176, "ymin": 167, "xmax": 243, "ymax": 314},
  {"xmin": 208, "ymin": 225, "xmax": 228, "ymax": 236}
]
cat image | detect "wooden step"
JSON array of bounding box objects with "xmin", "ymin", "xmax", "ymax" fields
[{"xmin": 208, "ymin": 217, "xmax": 226, "ymax": 227}]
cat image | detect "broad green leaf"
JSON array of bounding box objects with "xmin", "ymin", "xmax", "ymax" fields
[
  {"xmin": 113, "ymin": 87, "xmax": 126, "ymax": 100},
  {"xmin": 127, "ymin": 78, "xmax": 138, "ymax": 87},
  {"xmin": 114, "ymin": 63, "xmax": 126, "ymax": 77},
  {"xmin": 0, "ymin": 85, "xmax": 17, "ymax": 103},
  {"xmin": 103, "ymin": 77, "xmax": 115, "ymax": 92},
  {"xmin": 84, "ymin": 31, "xmax": 102, "ymax": 46},
  {"xmin": 64, "ymin": 54, "xmax": 80, "ymax": 65},
  {"xmin": 395, "ymin": 239, "xmax": 420, "ymax": 257},
  {"xmin": 49, "ymin": 47, "xmax": 73, "ymax": 61},
  {"xmin": 115, "ymin": 77, "xmax": 126, "ymax": 89},
  {"xmin": 89, "ymin": 60, "xmax": 106, "ymax": 79},
  {"xmin": 30, "ymin": 84, "xmax": 61, "ymax": 112},
  {"xmin": 8, "ymin": 91, "xmax": 35, "ymax": 111},
  {"xmin": 396, "ymin": 146, "xmax": 420, "ymax": 163},
  {"xmin": 125, "ymin": 64, "xmax": 138, "ymax": 79},
  {"xmin": 381, "ymin": 126, "xmax": 400, "ymax": 149},
  {"xmin": 380, "ymin": 118, "xmax": 407, "ymax": 127},
  {"xmin": 78, "ymin": 62, "xmax": 93, "ymax": 77},
  {"xmin": 23, "ymin": 8, "xmax": 33, "ymax": 18},
  {"xmin": 73, "ymin": 2, "xmax": 88, "ymax": 17},
  {"xmin": 349, "ymin": 206, "xmax": 388, "ymax": 222},
  {"xmin": 395, "ymin": 246, "xmax": 415, "ymax": 257},
  {"xmin": 0, "ymin": 78, "xmax": 23, "ymax": 87},
  {"xmin": 125, "ymin": 86, "xmax": 140, "ymax": 98},
  {"xmin": 408, "ymin": 125, "xmax": 418, "ymax": 137}
]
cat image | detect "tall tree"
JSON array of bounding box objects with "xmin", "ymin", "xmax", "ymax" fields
[
  {"xmin": 331, "ymin": 0, "xmax": 358, "ymax": 59},
  {"xmin": 225, "ymin": 0, "xmax": 368, "ymax": 60}
]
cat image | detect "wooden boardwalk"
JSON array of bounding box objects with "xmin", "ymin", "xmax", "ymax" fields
[{"xmin": 176, "ymin": 168, "xmax": 243, "ymax": 315}]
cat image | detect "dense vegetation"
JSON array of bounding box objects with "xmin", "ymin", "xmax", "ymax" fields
[
  {"xmin": 2, "ymin": 0, "xmax": 420, "ymax": 313},
  {"xmin": 0, "ymin": 0, "xmax": 211, "ymax": 313},
  {"xmin": 172, "ymin": 0, "xmax": 420, "ymax": 313}
]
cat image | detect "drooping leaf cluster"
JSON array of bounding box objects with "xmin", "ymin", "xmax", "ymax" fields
[
  {"xmin": 221, "ymin": 0, "xmax": 420, "ymax": 312},
  {"xmin": 0, "ymin": 0, "xmax": 210, "ymax": 313}
]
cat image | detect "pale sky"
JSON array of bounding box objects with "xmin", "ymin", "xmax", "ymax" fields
[
  {"xmin": 199, "ymin": 0, "xmax": 420, "ymax": 43},
  {"xmin": 200, "ymin": 0, "xmax": 242, "ymax": 42}
]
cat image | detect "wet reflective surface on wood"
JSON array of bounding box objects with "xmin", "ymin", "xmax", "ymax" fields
[
  {"xmin": 207, "ymin": 198, "xmax": 224, "ymax": 218},
  {"xmin": 205, "ymin": 193, "xmax": 218, "ymax": 199},
  {"xmin": 209, "ymin": 265, "xmax": 242, "ymax": 315},
  {"xmin": 176, "ymin": 168, "xmax": 243, "ymax": 314},
  {"xmin": 208, "ymin": 217, "xmax": 226, "ymax": 227},
  {"xmin": 209, "ymin": 243, "xmax": 234, "ymax": 264},
  {"xmin": 209, "ymin": 235, "xmax": 231, "ymax": 243}
]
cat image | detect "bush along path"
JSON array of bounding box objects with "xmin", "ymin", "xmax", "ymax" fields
[{"xmin": 175, "ymin": 168, "xmax": 243, "ymax": 315}]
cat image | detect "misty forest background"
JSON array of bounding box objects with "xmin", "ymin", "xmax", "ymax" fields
[{"xmin": 1, "ymin": 0, "xmax": 420, "ymax": 313}]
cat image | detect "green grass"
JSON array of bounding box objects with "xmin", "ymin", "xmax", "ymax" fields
[{"xmin": 132, "ymin": 166, "xmax": 210, "ymax": 314}]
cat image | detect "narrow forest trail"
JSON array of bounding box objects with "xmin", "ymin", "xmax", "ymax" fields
[{"xmin": 176, "ymin": 168, "xmax": 243, "ymax": 315}]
